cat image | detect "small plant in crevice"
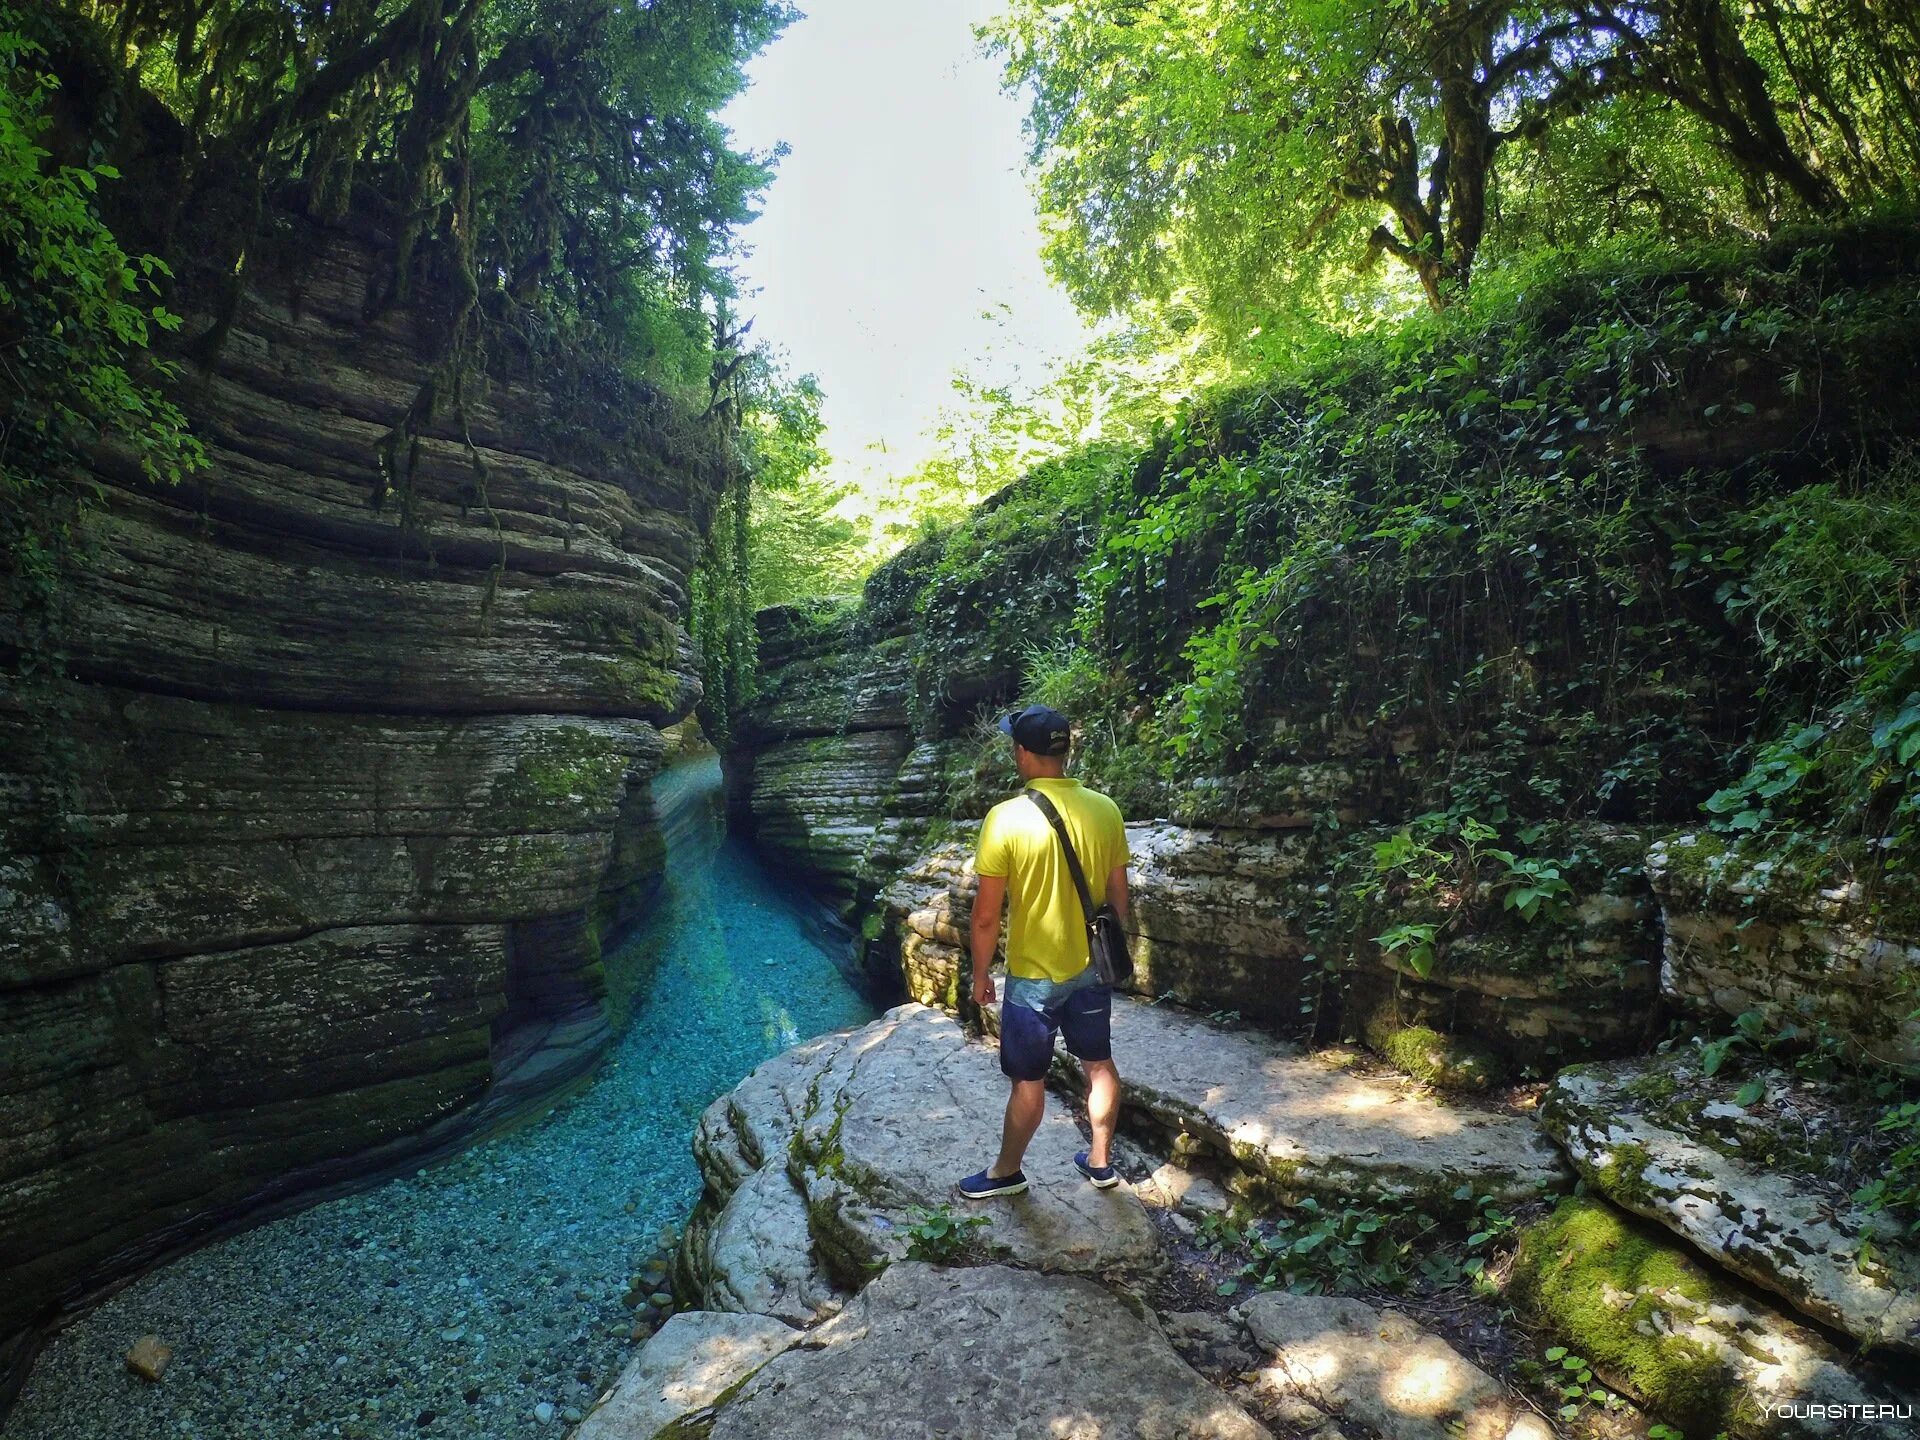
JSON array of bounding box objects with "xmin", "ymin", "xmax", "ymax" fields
[
  {"xmin": 1853, "ymin": 1100, "xmax": 1920, "ymax": 1245},
  {"xmin": 1542, "ymin": 1345, "xmax": 1626, "ymax": 1424},
  {"xmin": 1377, "ymin": 922, "xmax": 1440, "ymax": 979},
  {"xmin": 1198, "ymin": 1195, "xmax": 1448, "ymax": 1298},
  {"xmin": 901, "ymin": 1204, "xmax": 989, "ymax": 1264}
]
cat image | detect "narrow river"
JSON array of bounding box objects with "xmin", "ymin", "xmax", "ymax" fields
[{"xmin": 4, "ymin": 755, "xmax": 878, "ymax": 1440}]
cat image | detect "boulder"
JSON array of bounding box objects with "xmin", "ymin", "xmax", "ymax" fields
[
  {"xmin": 1542, "ymin": 1051, "xmax": 1920, "ymax": 1353},
  {"xmin": 705, "ymin": 1261, "xmax": 1272, "ymax": 1440},
  {"xmin": 574, "ymin": 1311, "xmax": 797, "ymax": 1440},
  {"xmin": 684, "ymin": 1005, "xmax": 1163, "ymax": 1308},
  {"xmin": 1508, "ymin": 1197, "xmax": 1919, "ymax": 1440},
  {"xmin": 1239, "ymin": 1292, "xmax": 1549, "ymax": 1440}
]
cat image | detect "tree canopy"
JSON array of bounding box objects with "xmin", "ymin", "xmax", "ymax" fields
[
  {"xmin": 66, "ymin": 0, "xmax": 796, "ymax": 390},
  {"xmin": 987, "ymin": 0, "xmax": 1920, "ymax": 325}
]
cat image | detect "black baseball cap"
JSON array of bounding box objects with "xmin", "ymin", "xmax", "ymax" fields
[{"xmin": 998, "ymin": 704, "xmax": 1071, "ymax": 756}]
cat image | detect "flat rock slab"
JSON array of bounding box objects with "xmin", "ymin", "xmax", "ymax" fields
[
  {"xmin": 707, "ymin": 1261, "xmax": 1272, "ymax": 1440},
  {"xmin": 1240, "ymin": 1292, "xmax": 1549, "ymax": 1440},
  {"xmin": 686, "ymin": 1004, "xmax": 1162, "ymax": 1316},
  {"xmin": 1543, "ymin": 1052, "xmax": 1920, "ymax": 1353},
  {"xmin": 574, "ymin": 1310, "xmax": 797, "ymax": 1440},
  {"xmin": 800, "ymin": 1005, "xmax": 1161, "ymax": 1278},
  {"xmin": 1085, "ymin": 998, "xmax": 1569, "ymax": 1209}
]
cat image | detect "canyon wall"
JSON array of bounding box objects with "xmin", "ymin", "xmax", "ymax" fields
[
  {"xmin": 0, "ymin": 207, "xmax": 723, "ymax": 1381},
  {"xmin": 727, "ymin": 226, "xmax": 1920, "ymax": 1085},
  {"xmin": 730, "ymin": 593, "xmax": 1669, "ymax": 1070}
]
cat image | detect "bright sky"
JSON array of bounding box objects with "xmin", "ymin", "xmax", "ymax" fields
[{"xmin": 721, "ymin": 0, "xmax": 1090, "ymax": 494}]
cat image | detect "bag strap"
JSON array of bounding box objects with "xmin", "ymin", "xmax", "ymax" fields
[{"xmin": 1024, "ymin": 788, "xmax": 1098, "ymax": 928}]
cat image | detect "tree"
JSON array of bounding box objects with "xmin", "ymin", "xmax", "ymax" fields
[
  {"xmin": 987, "ymin": 0, "xmax": 1914, "ymax": 324},
  {"xmin": 62, "ymin": 0, "xmax": 795, "ymax": 401}
]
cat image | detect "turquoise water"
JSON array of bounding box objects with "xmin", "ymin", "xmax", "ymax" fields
[{"xmin": 4, "ymin": 756, "xmax": 877, "ymax": 1440}]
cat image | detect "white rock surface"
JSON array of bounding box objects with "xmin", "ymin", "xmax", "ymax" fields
[
  {"xmin": 708, "ymin": 1261, "xmax": 1272, "ymax": 1439},
  {"xmin": 684, "ymin": 1003, "xmax": 1163, "ymax": 1312},
  {"xmin": 1240, "ymin": 1292, "xmax": 1549, "ymax": 1440},
  {"xmin": 573, "ymin": 1310, "xmax": 797, "ymax": 1440},
  {"xmin": 690, "ymin": 1163, "xmax": 844, "ymax": 1327}
]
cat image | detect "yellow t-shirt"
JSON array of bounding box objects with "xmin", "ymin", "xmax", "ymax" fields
[{"xmin": 975, "ymin": 777, "xmax": 1130, "ymax": 982}]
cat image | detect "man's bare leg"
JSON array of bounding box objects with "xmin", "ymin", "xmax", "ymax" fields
[
  {"xmin": 992, "ymin": 1078, "xmax": 1046, "ymax": 1177},
  {"xmin": 1082, "ymin": 1058, "xmax": 1120, "ymax": 1169}
]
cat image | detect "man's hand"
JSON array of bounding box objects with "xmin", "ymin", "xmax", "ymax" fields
[{"xmin": 973, "ymin": 971, "xmax": 996, "ymax": 1008}]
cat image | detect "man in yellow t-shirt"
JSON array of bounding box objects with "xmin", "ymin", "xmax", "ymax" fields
[{"xmin": 957, "ymin": 705, "xmax": 1131, "ymax": 1200}]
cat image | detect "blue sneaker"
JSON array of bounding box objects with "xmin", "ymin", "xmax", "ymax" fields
[
  {"xmin": 1073, "ymin": 1151, "xmax": 1119, "ymax": 1189},
  {"xmin": 957, "ymin": 1167, "xmax": 1028, "ymax": 1199}
]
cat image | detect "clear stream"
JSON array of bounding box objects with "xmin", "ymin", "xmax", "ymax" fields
[{"xmin": 3, "ymin": 756, "xmax": 878, "ymax": 1440}]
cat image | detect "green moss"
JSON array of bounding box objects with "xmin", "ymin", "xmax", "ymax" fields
[
  {"xmin": 1596, "ymin": 1139, "xmax": 1658, "ymax": 1208},
  {"xmin": 486, "ymin": 726, "xmax": 630, "ymax": 825},
  {"xmin": 1370, "ymin": 1020, "xmax": 1504, "ymax": 1092},
  {"xmin": 573, "ymin": 655, "xmax": 682, "ymax": 712},
  {"xmin": 1623, "ymin": 1069, "xmax": 1679, "ymax": 1105},
  {"xmin": 528, "ymin": 589, "xmax": 663, "ymax": 645},
  {"xmin": 1508, "ymin": 1198, "xmax": 1748, "ymax": 1436},
  {"xmin": 530, "ymin": 587, "xmax": 685, "ymax": 713}
]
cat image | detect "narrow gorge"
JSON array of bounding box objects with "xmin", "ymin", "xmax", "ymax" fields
[{"xmin": 5, "ymin": 4, "xmax": 1920, "ymax": 1439}]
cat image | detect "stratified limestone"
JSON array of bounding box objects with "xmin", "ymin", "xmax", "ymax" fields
[
  {"xmin": 680, "ymin": 1005, "xmax": 1163, "ymax": 1317},
  {"xmin": 1650, "ymin": 833, "xmax": 1920, "ymax": 1070},
  {"xmin": 1346, "ymin": 823, "xmax": 1667, "ymax": 1070},
  {"xmin": 725, "ymin": 604, "xmax": 917, "ymax": 917},
  {"xmin": 875, "ymin": 827, "xmax": 1322, "ymax": 1026},
  {"xmin": 731, "ymin": 731, "xmax": 914, "ymax": 915},
  {"xmin": 1119, "ymin": 825, "xmax": 1322, "ymax": 1021},
  {"xmin": 706, "ymin": 1261, "xmax": 1272, "ymax": 1440},
  {"xmin": 1072, "ymin": 996, "xmax": 1570, "ymax": 1211},
  {"xmin": 1508, "ymin": 1198, "xmax": 1919, "ymax": 1440},
  {"xmin": 1240, "ymin": 1292, "xmax": 1550, "ymax": 1440},
  {"xmin": 0, "ymin": 204, "xmax": 715, "ymax": 1371},
  {"xmin": 575, "ymin": 1311, "xmax": 797, "ymax": 1440},
  {"xmin": 877, "ymin": 842, "xmax": 976, "ymax": 1011},
  {"xmin": 1542, "ymin": 1051, "xmax": 1920, "ymax": 1354}
]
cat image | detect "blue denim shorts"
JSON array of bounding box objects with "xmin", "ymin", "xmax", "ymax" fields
[{"xmin": 999, "ymin": 968, "xmax": 1112, "ymax": 1081}]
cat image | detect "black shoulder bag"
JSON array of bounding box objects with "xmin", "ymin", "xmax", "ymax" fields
[{"xmin": 1024, "ymin": 788, "xmax": 1134, "ymax": 988}]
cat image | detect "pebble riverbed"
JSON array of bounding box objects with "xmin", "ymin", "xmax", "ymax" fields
[{"xmin": 2, "ymin": 756, "xmax": 877, "ymax": 1440}]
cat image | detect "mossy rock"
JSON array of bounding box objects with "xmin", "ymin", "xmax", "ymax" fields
[
  {"xmin": 1507, "ymin": 1197, "xmax": 1909, "ymax": 1439},
  {"xmin": 1363, "ymin": 1017, "xmax": 1504, "ymax": 1092}
]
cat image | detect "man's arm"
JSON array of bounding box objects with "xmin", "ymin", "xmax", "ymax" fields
[
  {"xmin": 1106, "ymin": 865, "xmax": 1130, "ymax": 928},
  {"xmin": 971, "ymin": 872, "xmax": 1007, "ymax": 1007}
]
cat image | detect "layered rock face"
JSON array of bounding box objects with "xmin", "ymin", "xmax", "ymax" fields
[
  {"xmin": 1650, "ymin": 833, "xmax": 1920, "ymax": 1071},
  {"xmin": 731, "ymin": 592, "xmax": 1666, "ymax": 1062},
  {"xmin": 0, "ymin": 210, "xmax": 720, "ymax": 1374}
]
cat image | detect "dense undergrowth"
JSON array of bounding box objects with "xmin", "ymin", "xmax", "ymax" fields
[{"xmin": 863, "ymin": 217, "xmax": 1920, "ymax": 918}]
